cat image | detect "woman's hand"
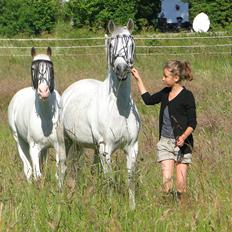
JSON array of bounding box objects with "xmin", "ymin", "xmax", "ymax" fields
[
  {"xmin": 131, "ymin": 67, "xmax": 147, "ymax": 94},
  {"xmin": 176, "ymin": 127, "xmax": 193, "ymax": 147},
  {"xmin": 176, "ymin": 135, "xmax": 185, "ymax": 147},
  {"xmin": 131, "ymin": 68, "xmax": 141, "ymax": 81}
]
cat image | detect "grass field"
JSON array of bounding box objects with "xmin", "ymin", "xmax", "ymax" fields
[{"xmin": 0, "ymin": 34, "xmax": 232, "ymax": 231}]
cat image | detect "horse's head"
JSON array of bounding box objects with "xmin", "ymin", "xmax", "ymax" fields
[
  {"xmin": 31, "ymin": 47, "xmax": 54, "ymax": 101},
  {"xmin": 106, "ymin": 19, "xmax": 135, "ymax": 81}
]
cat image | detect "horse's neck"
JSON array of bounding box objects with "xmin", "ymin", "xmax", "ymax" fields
[
  {"xmin": 105, "ymin": 69, "xmax": 131, "ymax": 102},
  {"xmin": 35, "ymin": 94, "xmax": 56, "ymax": 119},
  {"xmin": 102, "ymin": 69, "xmax": 132, "ymax": 117}
]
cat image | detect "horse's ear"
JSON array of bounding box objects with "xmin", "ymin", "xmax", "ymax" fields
[
  {"xmin": 31, "ymin": 47, "xmax": 36, "ymax": 57},
  {"xmin": 104, "ymin": 34, "xmax": 109, "ymax": 46},
  {"xmin": 127, "ymin": 19, "xmax": 134, "ymax": 32},
  {"xmin": 108, "ymin": 20, "xmax": 115, "ymax": 34},
  {"xmin": 47, "ymin": 47, "xmax": 52, "ymax": 57}
]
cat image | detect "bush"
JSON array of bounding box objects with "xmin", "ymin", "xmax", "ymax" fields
[{"xmin": 0, "ymin": 0, "xmax": 59, "ymax": 36}]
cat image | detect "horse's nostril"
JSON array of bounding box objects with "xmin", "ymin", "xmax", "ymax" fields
[
  {"xmin": 116, "ymin": 65, "xmax": 121, "ymax": 72},
  {"xmin": 38, "ymin": 87, "xmax": 42, "ymax": 93}
]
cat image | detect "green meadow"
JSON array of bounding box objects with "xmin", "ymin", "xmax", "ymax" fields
[{"xmin": 0, "ymin": 33, "xmax": 232, "ymax": 231}]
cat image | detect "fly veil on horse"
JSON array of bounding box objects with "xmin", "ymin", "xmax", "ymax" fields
[
  {"xmin": 8, "ymin": 47, "xmax": 66, "ymax": 185},
  {"xmin": 61, "ymin": 19, "xmax": 140, "ymax": 209}
]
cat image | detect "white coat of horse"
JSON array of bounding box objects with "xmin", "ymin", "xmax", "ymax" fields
[
  {"xmin": 8, "ymin": 47, "xmax": 66, "ymax": 185},
  {"xmin": 61, "ymin": 20, "xmax": 140, "ymax": 209}
]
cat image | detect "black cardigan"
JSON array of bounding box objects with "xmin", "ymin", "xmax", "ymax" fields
[{"xmin": 141, "ymin": 87, "xmax": 197, "ymax": 154}]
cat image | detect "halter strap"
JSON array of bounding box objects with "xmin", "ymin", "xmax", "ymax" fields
[
  {"xmin": 108, "ymin": 34, "xmax": 135, "ymax": 68},
  {"xmin": 31, "ymin": 59, "xmax": 54, "ymax": 92}
]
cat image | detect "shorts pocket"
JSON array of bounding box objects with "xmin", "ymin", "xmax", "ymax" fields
[{"xmin": 156, "ymin": 139, "xmax": 168, "ymax": 151}]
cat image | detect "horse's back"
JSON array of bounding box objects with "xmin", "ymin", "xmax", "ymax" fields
[
  {"xmin": 61, "ymin": 79, "xmax": 103, "ymax": 144},
  {"xmin": 62, "ymin": 79, "xmax": 102, "ymax": 105}
]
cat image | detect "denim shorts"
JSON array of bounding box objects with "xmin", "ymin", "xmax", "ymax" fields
[{"xmin": 156, "ymin": 136, "xmax": 192, "ymax": 164}]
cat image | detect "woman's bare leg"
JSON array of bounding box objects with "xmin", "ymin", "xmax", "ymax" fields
[
  {"xmin": 176, "ymin": 163, "xmax": 188, "ymax": 193},
  {"xmin": 161, "ymin": 159, "xmax": 175, "ymax": 193}
]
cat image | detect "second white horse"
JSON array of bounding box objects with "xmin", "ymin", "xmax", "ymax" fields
[
  {"xmin": 61, "ymin": 19, "xmax": 140, "ymax": 209},
  {"xmin": 8, "ymin": 47, "xmax": 66, "ymax": 185}
]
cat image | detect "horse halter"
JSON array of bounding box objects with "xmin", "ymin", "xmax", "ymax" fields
[
  {"xmin": 31, "ymin": 59, "xmax": 54, "ymax": 93},
  {"xmin": 108, "ymin": 34, "xmax": 135, "ymax": 73}
]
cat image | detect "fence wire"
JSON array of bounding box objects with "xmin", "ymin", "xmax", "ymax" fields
[{"xmin": 0, "ymin": 34, "xmax": 231, "ymax": 56}]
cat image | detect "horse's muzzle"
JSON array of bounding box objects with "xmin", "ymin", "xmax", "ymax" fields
[
  {"xmin": 37, "ymin": 83, "xmax": 50, "ymax": 100},
  {"xmin": 115, "ymin": 62, "xmax": 131, "ymax": 81}
]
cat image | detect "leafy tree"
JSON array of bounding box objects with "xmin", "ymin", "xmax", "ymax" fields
[
  {"xmin": 0, "ymin": 0, "xmax": 24, "ymax": 36},
  {"xmin": 0, "ymin": 0, "xmax": 231, "ymax": 36},
  {"xmin": 67, "ymin": 0, "xmax": 136, "ymax": 30},
  {"xmin": 65, "ymin": 0, "xmax": 161, "ymax": 31},
  {"xmin": 135, "ymin": 0, "xmax": 161, "ymax": 30},
  {"xmin": 96, "ymin": 0, "xmax": 136, "ymax": 29},
  {"xmin": 21, "ymin": 0, "xmax": 60, "ymax": 35},
  {"xmin": 0, "ymin": 0, "xmax": 59, "ymax": 36}
]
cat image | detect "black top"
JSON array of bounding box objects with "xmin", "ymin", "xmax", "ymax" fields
[{"xmin": 141, "ymin": 87, "xmax": 197, "ymax": 154}]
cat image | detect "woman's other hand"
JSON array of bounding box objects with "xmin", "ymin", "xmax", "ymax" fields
[{"xmin": 131, "ymin": 68, "xmax": 141, "ymax": 80}]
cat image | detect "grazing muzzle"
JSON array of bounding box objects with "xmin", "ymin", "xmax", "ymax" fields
[{"xmin": 31, "ymin": 59, "xmax": 54, "ymax": 99}]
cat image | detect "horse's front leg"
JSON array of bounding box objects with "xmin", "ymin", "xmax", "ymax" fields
[
  {"xmin": 55, "ymin": 124, "xmax": 67, "ymax": 188},
  {"xmin": 14, "ymin": 134, "xmax": 32, "ymax": 181},
  {"xmin": 125, "ymin": 141, "xmax": 138, "ymax": 210},
  {"xmin": 54, "ymin": 145, "xmax": 66, "ymax": 188},
  {"xmin": 98, "ymin": 142, "xmax": 113, "ymax": 178},
  {"xmin": 98, "ymin": 142, "xmax": 115, "ymax": 200},
  {"xmin": 29, "ymin": 143, "xmax": 42, "ymax": 180}
]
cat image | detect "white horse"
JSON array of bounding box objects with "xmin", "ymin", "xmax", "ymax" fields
[
  {"xmin": 61, "ymin": 19, "xmax": 140, "ymax": 209},
  {"xmin": 8, "ymin": 47, "xmax": 66, "ymax": 185}
]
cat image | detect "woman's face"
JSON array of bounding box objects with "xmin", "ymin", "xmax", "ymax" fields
[{"xmin": 162, "ymin": 68, "xmax": 179, "ymax": 87}]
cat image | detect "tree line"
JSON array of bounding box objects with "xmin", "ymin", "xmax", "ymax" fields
[{"xmin": 0, "ymin": 0, "xmax": 231, "ymax": 36}]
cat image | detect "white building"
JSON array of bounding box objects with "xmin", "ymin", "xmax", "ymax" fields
[
  {"xmin": 159, "ymin": 0, "xmax": 189, "ymax": 23},
  {"xmin": 158, "ymin": 0, "xmax": 191, "ymax": 32}
]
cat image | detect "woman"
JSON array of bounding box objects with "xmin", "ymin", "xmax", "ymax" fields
[{"xmin": 131, "ymin": 60, "xmax": 197, "ymax": 201}]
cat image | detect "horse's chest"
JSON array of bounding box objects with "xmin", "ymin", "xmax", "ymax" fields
[{"xmin": 29, "ymin": 114, "xmax": 58, "ymax": 145}]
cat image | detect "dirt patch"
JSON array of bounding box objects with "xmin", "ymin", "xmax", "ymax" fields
[
  {"xmin": 0, "ymin": 78, "xmax": 30, "ymax": 122},
  {"xmin": 0, "ymin": 78, "xmax": 29, "ymax": 98}
]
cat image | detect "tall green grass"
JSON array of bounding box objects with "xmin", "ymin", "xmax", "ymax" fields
[{"xmin": 0, "ymin": 35, "xmax": 232, "ymax": 231}]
